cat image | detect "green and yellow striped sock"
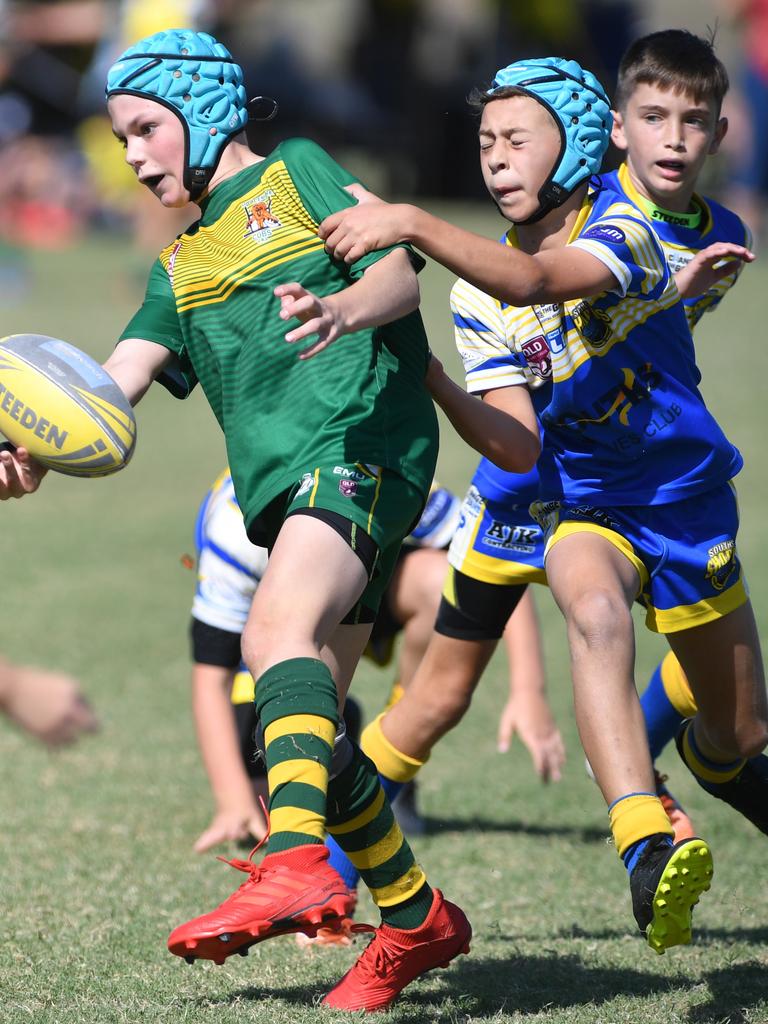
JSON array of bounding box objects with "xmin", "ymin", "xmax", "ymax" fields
[
  {"xmin": 255, "ymin": 657, "xmax": 338, "ymax": 854},
  {"xmin": 327, "ymin": 742, "xmax": 433, "ymax": 929}
]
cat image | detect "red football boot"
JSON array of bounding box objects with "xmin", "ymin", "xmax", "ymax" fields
[
  {"xmin": 322, "ymin": 889, "xmax": 471, "ymax": 1012},
  {"xmin": 168, "ymin": 840, "xmax": 355, "ymax": 965},
  {"xmin": 655, "ymin": 770, "xmax": 696, "ymax": 842}
]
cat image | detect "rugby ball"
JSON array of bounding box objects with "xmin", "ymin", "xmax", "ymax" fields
[{"xmin": 0, "ymin": 334, "xmax": 136, "ymax": 476}]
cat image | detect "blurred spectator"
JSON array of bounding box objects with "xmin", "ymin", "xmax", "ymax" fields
[{"xmin": 719, "ymin": 0, "xmax": 768, "ymax": 240}]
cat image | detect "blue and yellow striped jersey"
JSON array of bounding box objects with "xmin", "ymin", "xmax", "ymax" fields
[
  {"xmin": 601, "ymin": 164, "xmax": 752, "ymax": 333},
  {"xmin": 453, "ymin": 181, "xmax": 742, "ymax": 507}
]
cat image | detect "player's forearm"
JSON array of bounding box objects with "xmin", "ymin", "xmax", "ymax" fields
[
  {"xmin": 192, "ymin": 665, "xmax": 256, "ymax": 808},
  {"xmin": 103, "ymin": 338, "xmax": 172, "ymax": 406},
  {"xmin": 398, "ymin": 206, "xmax": 547, "ymax": 305},
  {"xmin": 429, "ymin": 371, "xmax": 539, "ymax": 472},
  {"xmin": 326, "ymin": 249, "xmax": 419, "ymax": 334}
]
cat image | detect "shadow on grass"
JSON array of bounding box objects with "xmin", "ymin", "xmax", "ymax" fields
[
  {"xmin": 495, "ymin": 923, "xmax": 768, "ymax": 947},
  {"xmin": 687, "ymin": 961, "xmax": 768, "ymax": 1024},
  {"xmin": 420, "ymin": 815, "xmax": 607, "ymax": 844},
  {"xmin": 199, "ymin": 950, "xmax": 717, "ymax": 1018}
]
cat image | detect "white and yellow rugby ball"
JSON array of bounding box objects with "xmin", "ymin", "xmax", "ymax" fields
[{"xmin": 0, "ymin": 334, "xmax": 136, "ymax": 476}]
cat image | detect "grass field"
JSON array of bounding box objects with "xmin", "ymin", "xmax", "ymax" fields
[{"xmin": 1, "ymin": 207, "xmax": 767, "ymax": 1024}]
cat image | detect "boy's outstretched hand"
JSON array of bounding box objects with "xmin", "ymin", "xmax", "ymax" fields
[
  {"xmin": 0, "ymin": 444, "xmax": 47, "ymax": 499},
  {"xmin": 674, "ymin": 241, "xmax": 755, "ymax": 299},
  {"xmin": 320, "ymin": 194, "xmax": 413, "ymax": 264}
]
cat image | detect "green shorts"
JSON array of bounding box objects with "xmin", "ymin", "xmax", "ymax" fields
[{"xmin": 249, "ymin": 462, "xmax": 425, "ymax": 617}]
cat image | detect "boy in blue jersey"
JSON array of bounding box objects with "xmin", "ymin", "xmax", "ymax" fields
[
  {"xmin": 601, "ymin": 29, "xmax": 759, "ymax": 826},
  {"xmin": 320, "ymin": 54, "xmax": 766, "ymax": 954}
]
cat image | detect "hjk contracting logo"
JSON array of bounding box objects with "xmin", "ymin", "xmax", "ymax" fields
[{"xmin": 243, "ymin": 191, "xmax": 281, "ymax": 241}]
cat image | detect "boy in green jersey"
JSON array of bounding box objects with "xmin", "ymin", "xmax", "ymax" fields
[{"xmin": 3, "ymin": 27, "xmax": 471, "ymax": 1014}]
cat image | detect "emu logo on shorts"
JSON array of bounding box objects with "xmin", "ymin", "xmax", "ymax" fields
[{"xmin": 705, "ymin": 540, "xmax": 736, "ymax": 591}]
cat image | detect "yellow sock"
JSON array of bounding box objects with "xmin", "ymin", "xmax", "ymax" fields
[
  {"xmin": 660, "ymin": 652, "xmax": 697, "ymax": 718},
  {"xmin": 360, "ymin": 713, "xmax": 427, "ymax": 783},
  {"xmin": 383, "ymin": 679, "xmax": 405, "ymax": 712},
  {"xmin": 609, "ymin": 794, "xmax": 674, "ymax": 856}
]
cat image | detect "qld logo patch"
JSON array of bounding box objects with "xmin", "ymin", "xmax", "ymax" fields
[
  {"xmin": 521, "ymin": 335, "xmax": 551, "ymax": 379},
  {"xmin": 243, "ymin": 191, "xmax": 282, "ymax": 242},
  {"xmin": 339, "ymin": 479, "xmax": 358, "ymax": 497}
]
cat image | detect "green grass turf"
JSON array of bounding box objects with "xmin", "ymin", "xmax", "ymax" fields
[{"xmin": 1, "ymin": 207, "xmax": 767, "ymax": 1023}]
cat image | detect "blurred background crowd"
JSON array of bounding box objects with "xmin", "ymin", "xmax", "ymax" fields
[{"xmin": 1, "ymin": 0, "xmax": 766, "ymax": 271}]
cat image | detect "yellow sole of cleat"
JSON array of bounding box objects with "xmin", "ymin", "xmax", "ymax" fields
[{"xmin": 646, "ymin": 839, "xmax": 713, "ymax": 954}]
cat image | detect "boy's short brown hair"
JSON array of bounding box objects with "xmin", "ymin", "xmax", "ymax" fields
[{"xmin": 615, "ymin": 29, "xmax": 729, "ymax": 114}]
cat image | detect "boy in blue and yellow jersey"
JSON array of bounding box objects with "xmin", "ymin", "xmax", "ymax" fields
[
  {"xmin": 11, "ymin": 27, "xmax": 470, "ymax": 1015},
  {"xmin": 320, "ymin": 54, "xmax": 766, "ymax": 955},
  {"xmin": 601, "ymin": 29, "xmax": 761, "ymax": 832}
]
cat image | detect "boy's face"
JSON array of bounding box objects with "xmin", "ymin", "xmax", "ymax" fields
[
  {"xmin": 479, "ymin": 95, "xmax": 562, "ymax": 223},
  {"xmin": 611, "ymin": 82, "xmax": 727, "ymax": 210},
  {"xmin": 108, "ymin": 94, "xmax": 190, "ymax": 208}
]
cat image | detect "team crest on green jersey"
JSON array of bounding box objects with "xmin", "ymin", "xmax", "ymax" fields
[{"xmin": 243, "ymin": 191, "xmax": 282, "ymax": 242}]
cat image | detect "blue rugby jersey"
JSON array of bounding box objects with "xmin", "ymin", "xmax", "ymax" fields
[
  {"xmin": 601, "ymin": 164, "xmax": 752, "ymax": 333},
  {"xmin": 453, "ymin": 182, "xmax": 742, "ymax": 507}
]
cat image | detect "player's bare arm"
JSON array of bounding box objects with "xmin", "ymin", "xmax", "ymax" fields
[
  {"xmin": 103, "ymin": 337, "xmax": 174, "ymax": 405},
  {"xmin": 0, "ymin": 444, "xmax": 47, "ymax": 499},
  {"xmin": 426, "ymin": 354, "xmax": 539, "ymax": 473},
  {"xmin": 320, "ymin": 201, "xmax": 618, "ymax": 306},
  {"xmin": 674, "ymin": 241, "xmax": 755, "ymax": 299},
  {"xmin": 277, "ymin": 248, "xmax": 419, "ymax": 360}
]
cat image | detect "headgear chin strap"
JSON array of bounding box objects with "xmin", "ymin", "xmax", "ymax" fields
[
  {"xmin": 106, "ymin": 29, "xmax": 271, "ymax": 201},
  {"xmin": 488, "ymin": 57, "xmax": 612, "ymax": 224}
]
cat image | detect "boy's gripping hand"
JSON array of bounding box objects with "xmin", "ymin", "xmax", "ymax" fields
[
  {"xmin": 0, "ymin": 444, "xmax": 47, "ymax": 499},
  {"xmin": 276, "ymin": 283, "xmax": 347, "ymax": 360},
  {"xmin": 674, "ymin": 241, "xmax": 755, "ymax": 299},
  {"xmin": 319, "ymin": 195, "xmax": 415, "ymax": 264}
]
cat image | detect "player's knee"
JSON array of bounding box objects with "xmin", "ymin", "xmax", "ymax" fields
[
  {"xmin": 698, "ymin": 717, "xmax": 768, "ymax": 761},
  {"xmin": 567, "ymin": 588, "xmax": 632, "ymax": 651}
]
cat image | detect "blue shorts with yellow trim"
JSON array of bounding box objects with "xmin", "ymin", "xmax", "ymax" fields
[
  {"xmin": 534, "ymin": 482, "xmax": 748, "ymax": 634},
  {"xmin": 447, "ymin": 485, "xmax": 547, "ymax": 586}
]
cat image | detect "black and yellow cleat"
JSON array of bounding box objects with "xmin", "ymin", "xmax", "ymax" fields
[{"xmin": 630, "ymin": 835, "xmax": 713, "ymax": 954}]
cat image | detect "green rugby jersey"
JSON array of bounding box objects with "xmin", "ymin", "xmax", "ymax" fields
[{"xmin": 120, "ymin": 138, "xmax": 438, "ymax": 532}]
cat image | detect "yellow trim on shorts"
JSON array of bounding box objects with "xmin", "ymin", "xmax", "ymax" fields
[
  {"xmin": 231, "ymin": 670, "xmax": 255, "ymax": 705},
  {"xmin": 326, "ymin": 787, "xmax": 386, "ymax": 836},
  {"xmin": 366, "ymin": 468, "xmax": 383, "ymax": 535},
  {"xmin": 268, "ymin": 806, "xmax": 325, "ymax": 840},
  {"xmin": 344, "ymin": 820, "xmax": 405, "ymax": 871},
  {"xmin": 263, "ymin": 713, "xmax": 336, "ymax": 747},
  {"xmin": 546, "ymin": 521, "xmax": 648, "ymax": 592},
  {"xmin": 308, "ymin": 468, "xmax": 320, "ymax": 507},
  {"xmin": 368, "ymin": 863, "xmax": 428, "ymax": 907},
  {"xmin": 267, "ymin": 757, "xmax": 330, "ymax": 792},
  {"xmin": 647, "ymin": 574, "xmax": 748, "ymax": 634},
  {"xmin": 454, "ymin": 547, "xmax": 547, "ymax": 586}
]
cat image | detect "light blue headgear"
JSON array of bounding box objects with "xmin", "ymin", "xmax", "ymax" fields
[
  {"xmin": 106, "ymin": 29, "xmax": 274, "ymax": 200},
  {"xmin": 488, "ymin": 57, "xmax": 612, "ymax": 223}
]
